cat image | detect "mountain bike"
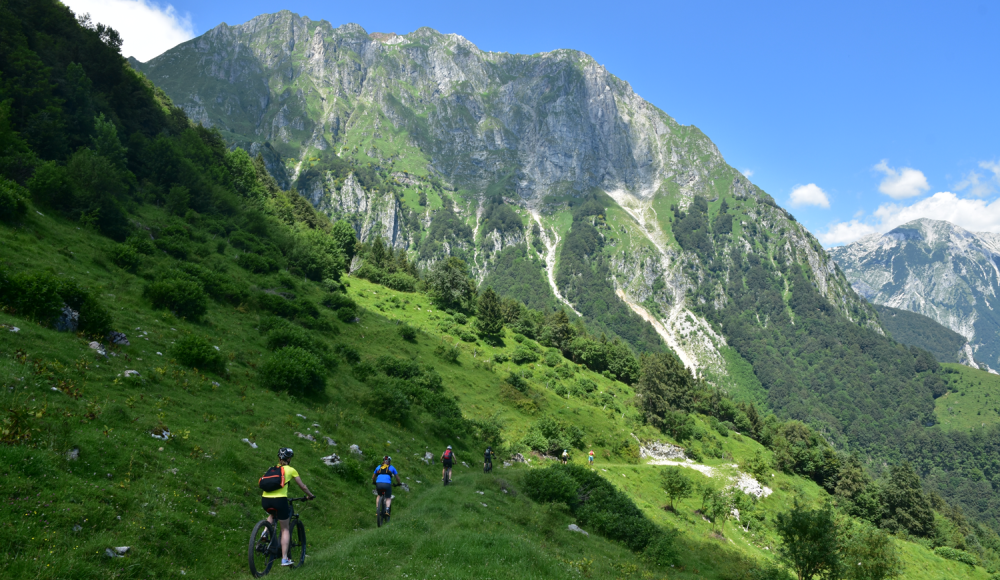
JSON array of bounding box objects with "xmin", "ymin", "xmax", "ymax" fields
[
  {"xmin": 375, "ymin": 488, "xmax": 392, "ymax": 527},
  {"xmin": 443, "ymin": 467, "xmax": 451, "ymax": 486},
  {"xmin": 484, "ymin": 461, "xmax": 492, "ymax": 474},
  {"xmin": 248, "ymin": 497, "xmax": 308, "ymax": 577}
]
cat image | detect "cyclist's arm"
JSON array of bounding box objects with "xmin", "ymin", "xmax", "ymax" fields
[{"xmin": 293, "ymin": 476, "xmax": 315, "ymax": 499}]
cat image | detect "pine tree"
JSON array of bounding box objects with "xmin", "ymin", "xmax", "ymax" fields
[{"xmin": 476, "ymin": 287, "xmax": 504, "ymax": 339}]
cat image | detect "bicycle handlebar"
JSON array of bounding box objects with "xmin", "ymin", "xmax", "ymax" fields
[{"xmin": 289, "ymin": 496, "xmax": 313, "ymax": 502}]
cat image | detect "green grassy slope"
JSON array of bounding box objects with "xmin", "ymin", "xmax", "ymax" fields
[
  {"xmin": 935, "ymin": 363, "xmax": 1000, "ymax": 432},
  {"xmin": 876, "ymin": 304, "xmax": 966, "ymax": 364},
  {"xmin": 1, "ymin": 208, "xmax": 992, "ymax": 580}
]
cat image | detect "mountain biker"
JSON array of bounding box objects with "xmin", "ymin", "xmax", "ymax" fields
[
  {"xmin": 483, "ymin": 446, "xmax": 494, "ymax": 472},
  {"xmin": 372, "ymin": 455, "xmax": 401, "ymax": 519},
  {"xmin": 561, "ymin": 449, "xmax": 569, "ymax": 465},
  {"xmin": 441, "ymin": 445, "xmax": 455, "ymax": 483},
  {"xmin": 261, "ymin": 448, "xmax": 315, "ymax": 567},
  {"xmin": 588, "ymin": 449, "xmax": 595, "ymax": 465}
]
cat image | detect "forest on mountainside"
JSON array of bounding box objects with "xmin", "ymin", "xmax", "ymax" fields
[{"xmin": 875, "ymin": 304, "xmax": 966, "ymax": 364}]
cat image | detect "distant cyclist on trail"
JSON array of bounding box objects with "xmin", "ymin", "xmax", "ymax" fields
[
  {"xmin": 561, "ymin": 449, "xmax": 569, "ymax": 465},
  {"xmin": 484, "ymin": 446, "xmax": 494, "ymax": 472},
  {"xmin": 588, "ymin": 450, "xmax": 595, "ymax": 465},
  {"xmin": 442, "ymin": 445, "xmax": 455, "ymax": 483},
  {"xmin": 372, "ymin": 456, "xmax": 401, "ymax": 520},
  {"xmin": 260, "ymin": 448, "xmax": 315, "ymax": 567}
]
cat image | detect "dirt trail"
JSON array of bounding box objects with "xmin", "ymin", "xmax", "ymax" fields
[{"xmin": 531, "ymin": 211, "xmax": 581, "ymax": 316}]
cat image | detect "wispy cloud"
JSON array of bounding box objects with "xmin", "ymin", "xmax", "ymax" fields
[
  {"xmin": 873, "ymin": 160, "xmax": 930, "ymax": 199},
  {"xmin": 789, "ymin": 183, "xmax": 830, "ymax": 208},
  {"xmin": 64, "ymin": 0, "xmax": 194, "ymax": 62},
  {"xmin": 817, "ymin": 220, "xmax": 879, "ymax": 245},
  {"xmin": 742, "ymin": 169, "xmax": 754, "ymax": 178}
]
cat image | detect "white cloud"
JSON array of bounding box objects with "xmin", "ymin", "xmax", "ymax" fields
[
  {"xmin": 64, "ymin": 0, "xmax": 194, "ymax": 62},
  {"xmin": 742, "ymin": 169, "xmax": 754, "ymax": 178},
  {"xmin": 789, "ymin": 183, "xmax": 830, "ymax": 208},
  {"xmin": 819, "ymin": 191, "xmax": 1000, "ymax": 246},
  {"xmin": 955, "ymin": 170, "xmax": 994, "ymax": 197},
  {"xmin": 817, "ymin": 220, "xmax": 879, "ymax": 245},
  {"xmin": 873, "ymin": 159, "xmax": 930, "ymax": 199},
  {"xmin": 981, "ymin": 160, "xmax": 1000, "ymax": 181}
]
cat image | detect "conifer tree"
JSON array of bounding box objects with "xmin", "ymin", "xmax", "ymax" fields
[{"xmin": 476, "ymin": 287, "xmax": 504, "ymax": 339}]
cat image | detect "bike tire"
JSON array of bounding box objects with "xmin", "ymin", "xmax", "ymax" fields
[
  {"xmin": 248, "ymin": 520, "xmax": 276, "ymax": 578},
  {"xmin": 289, "ymin": 519, "xmax": 306, "ymax": 568},
  {"xmin": 377, "ymin": 494, "xmax": 384, "ymax": 528}
]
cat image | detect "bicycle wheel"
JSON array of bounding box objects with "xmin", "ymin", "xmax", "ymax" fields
[
  {"xmin": 289, "ymin": 519, "xmax": 306, "ymax": 568},
  {"xmin": 376, "ymin": 494, "xmax": 384, "ymax": 528},
  {"xmin": 248, "ymin": 520, "xmax": 276, "ymax": 578}
]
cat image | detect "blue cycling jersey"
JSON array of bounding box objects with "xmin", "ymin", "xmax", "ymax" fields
[{"xmin": 373, "ymin": 465, "xmax": 398, "ymax": 484}]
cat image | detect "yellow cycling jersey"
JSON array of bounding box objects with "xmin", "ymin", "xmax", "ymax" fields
[{"xmin": 262, "ymin": 465, "xmax": 299, "ymax": 498}]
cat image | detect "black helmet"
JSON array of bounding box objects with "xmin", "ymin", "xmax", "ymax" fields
[{"xmin": 278, "ymin": 447, "xmax": 294, "ymax": 461}]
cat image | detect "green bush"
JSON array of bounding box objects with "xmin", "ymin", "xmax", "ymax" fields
[
  {"xmin": 506, "ymin": 372, "xmax": 529, "ymax": 393},
  {"xmin": 642, "ymin": 531, "xmax": 678, "ymax": 566},
  {"xmin": 170, "ymin": 334, "xmax": 225, "ymax": 374},
  {"xmin": 398, "ymin": 323, "xmax": 417, "ymax": 341},
  {"xmin": 511, "ymin": 345, "xmax": 539, "ymax": 364},
  {"xmin": 108, "ymin": 243, "xmax": 141, "ymax": 272},
  {"xmin": 258, "ymin": 346, "xmax": 326, "ymax": 396},
  {"xmin": 559, "ymin": 464, "xmax": 660, "ymax": 551},
  {"xmin": 256, "ymin": 292, "xmax": 299, "ymax": 319},
  {"xmin": 453, "ymin": 312, "xmax": 468, "ymax": 325},
  {"xmin": 3, "ymin": 271, "xmax": 64, "ymax": 323},
  {"xmin": 0, "ymin": 177, "xmax": 28, "ymax": 221},
  {"xmin": 523, "ymin": 467, "xmax": 578, "ymax": 505},
  {"xmin": 383, "ymin": 272, "xmax": 417, "ymax": 292},
  {"xmin": 264, "ymin": 323, "xmax": 333, "ymax": 367},
  {"xmin": 543, "ymin": 349, "xmax": 562, "ymax": 367},
  {"xmin": 144, "ymin": 278, "xmax": 208, "ymax": 320},
  {"xmin": 331, "ymin": 455, "xmax": 367, "ymax": 485},
  {"xmin": 434, "ymin": 343, "xmax": 461, "ymax": 364},
  {"xmin": 494, "ymin": 352, "xmax": 509, "ymax": 363},
  {"xmin": 933, "ymin": 546, "xmax": 977, "ymax": 566},
  {"xmin": 336, "ymin": 307, "xmax": 357, "ymax": 323},
  {"xmin": 459, "ymin": 329, "xmax": 477, "ymax": 343},
  {"xmin": 57, "ymin": 280, "xmax": 113, "ymax": 336},
  {"xmin": 363, "ymin": 376, "xmax": 412, "ymax": 420},
  {"xmin": 334, "ymin": 343, "xmax": 361, "ymax": 365},
  {"xmin": 237, "ymin": 252, "xmax": 274, "ymax": 274}
]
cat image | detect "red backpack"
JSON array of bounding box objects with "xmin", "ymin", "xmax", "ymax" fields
[
  {"xmin": 259, "ymin": 465, "xmax": 286, "ymax": 492},
  {"xmin": 443, "ymin": 449, "xmax": 453, "ymax": 460}
]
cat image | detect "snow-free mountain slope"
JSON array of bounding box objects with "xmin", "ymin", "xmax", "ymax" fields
[{"xmin": 830, "ymin": 218, "xmax": 1000, "ymax": 370}]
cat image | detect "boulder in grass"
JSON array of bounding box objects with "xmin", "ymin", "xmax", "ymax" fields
[
  {"xmin": 568, "ymin": 524, "xmax": 589, "ymax": 536},
  {"xmin": 323, "ymin": 437, "xmax": 337, "ymax": 446},
  {"xmin": 56, "ymin": 306, "xmax": 79, "ymax": 332},
  {"xmin": 321, "ymin": 454, "xmax": 341, "ymax": 466},
  {"xmin": 108, "ymin": 331, "xmax": 130, "ymax": 345},
  {"xmin": 349, "ymin": 444, "xmax": 362, "ymax": 455},
  {"xmin": 295, "ymin": 432, "xmax": 316, "ymax": 442}
]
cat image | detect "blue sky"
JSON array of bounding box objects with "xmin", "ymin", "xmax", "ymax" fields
[{"xmin": 66, "ymin": 0, "xmax": 1000, "ymax": 246}]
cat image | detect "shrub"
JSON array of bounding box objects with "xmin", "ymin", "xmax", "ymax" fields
[
  {"xmin": 265, "ymin": 323, "xmax": 326, "ymax": 355},
  {"xmin": 642, "ymin": 532, "xmax": 678, "ymax": 566},
  {"xmin": 453, "ymin": 312, "xmax": 468, "ymax": 325},
  {"xmin": 383, "ymin": 272, "xmax": 417, "ymax": 292},
  {"xmin": 543, "ymin": 349, "xmax": 562, "ymax": 367},
  {"xmin": 373, "ymin": 355, "xmax": 422, "ymax": 379},
  {"xmin": 108, "ymin": 243, "xmax": 141, "ymax": 272},
  {"xmin": 506, "ymin": 372, "xmax": 529, "ymax": 393},
  {"xmin": 560, "ymin": 464, "xmax": 660, "ymax": 551},
  {"xmin": 145, "ymin": 278, "xmax": 208, "ymax": 320},
  {"xmin": 512, "ymin": 333, "xmax": 526, "ymax": 343},
  {"xmin": 434, "ymin": 343, "xmax": 461, "ymax": 364},
  {"xmin": 154, "ymin": 236, "xmax": 190, "ymax": 259},
  {"xmin": 334, "ymin": 343, "xmax": 361, "ymax": 365},
  {"xmin": 3, "ymin": 271, "xmax": 63, "ymax": 322},
  {"xmin": 331, "ymin": 455, "xmax": 367, "ymax": 485},
  {"xmin": 57, "ymin": 281, "xmax": 113, "ymax": 336},
  {"xmin": 258, "ymin": 347, "xmax": 326, "ymax": 396},
  {"xmin": 336, "ymin": 307, "xmax": 357, "ymax": 323},
  {"xmin": 0, "ymin": 177, "xmax": 28, "ymax": 221},
  {"xmin": 237, "ymin": 252, "xmax": 274, "ymax": 274},
  {"xmin": 933, "ymin": 546, "xmax": 978, "ymax": 566},
  {"xmin": 170, "ymin": 334, "xmax": 225, "ymax": 374},
  {"xmin": 398, "ymin": 323, "xmax": 417, "ymax": 341},
  {"xmin": 493, "ymin": 352, "xmax": 509, "ymax": 363},
  {"xmin": 363, "ymin": 376, "xmax": 411, "ymax": 420},
  {"xmin": 459, "ymin": 329, "xmax": 477, "ymax": 343},
  {"xmin": 511, "ymin": 345, "xmax": 539, "ymax": 364},
  {"xmin": 523, "ymin": 467, "xmax": 578, "ymax": 505},
  {"xmin": 577, "ymin": 378, "xmax": 596, "ymax": 393},
  {"xmin": 256, "ymin": 292, "xmax": 299, "ymax": 319}
]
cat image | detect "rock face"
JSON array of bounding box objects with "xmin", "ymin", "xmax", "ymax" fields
[
  {"xmin": 134, "ymin": 10, "xmax": 878, "ymax": 372},
  {"xmin": 133, "ymin": 10, "xmax": 724, "ymax": 201},
  {"xmin": 829, "ymin": 218, "xmax": 1000, "ymax": 368}
]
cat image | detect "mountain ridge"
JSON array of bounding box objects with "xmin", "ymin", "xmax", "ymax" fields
[{"xmin": 830, "ymin": 217, "xmax": 1000, "ymax": 371}]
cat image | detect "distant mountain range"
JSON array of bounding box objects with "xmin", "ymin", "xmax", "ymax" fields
[{"xmin": 830, "ymin": 218, "xmax": 1000, "ymax": 371}]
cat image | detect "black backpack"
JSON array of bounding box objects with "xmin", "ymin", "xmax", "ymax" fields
[{"xmin": 259, "ymin": 465, "xmax": 286, "ymax": 492}]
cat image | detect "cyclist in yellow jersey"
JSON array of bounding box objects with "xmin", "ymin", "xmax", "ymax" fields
[{"xmin": 261, "ymin": 448, "xmax": 315, "ymax": 566}]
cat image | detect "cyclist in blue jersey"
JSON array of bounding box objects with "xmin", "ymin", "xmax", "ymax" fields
[{"xmin": 372, "ymin": 456, "xmax": 402, "ymax": 518}]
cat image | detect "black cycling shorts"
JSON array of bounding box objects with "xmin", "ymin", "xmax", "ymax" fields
[
  {"xmin": 375, "ymin": 482, "xmax": 392, "ymax": 496},
  {"xmin": 442, "ymin": 460, "xmax": 453, "ymax": 468},
  {"xmin": 261, "ymin": 496, "xmax": 290, "ymax": 520}
]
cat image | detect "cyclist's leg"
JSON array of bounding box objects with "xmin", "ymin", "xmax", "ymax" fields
[{"xmin": 278, "ymin": 517, "xmax": 291, "ymax": 560}]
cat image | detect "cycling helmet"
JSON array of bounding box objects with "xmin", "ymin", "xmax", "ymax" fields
[
  {"xmin": 278, "ymin": 447, "xmax": 294, "ymax": 461},
  {"xmin": 383, "ymin": 455, "xmax": 392, "ymax": 464},
  {"xmin": 447, "ymin": 445, "xmax": 452, "ymax": 450}
]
